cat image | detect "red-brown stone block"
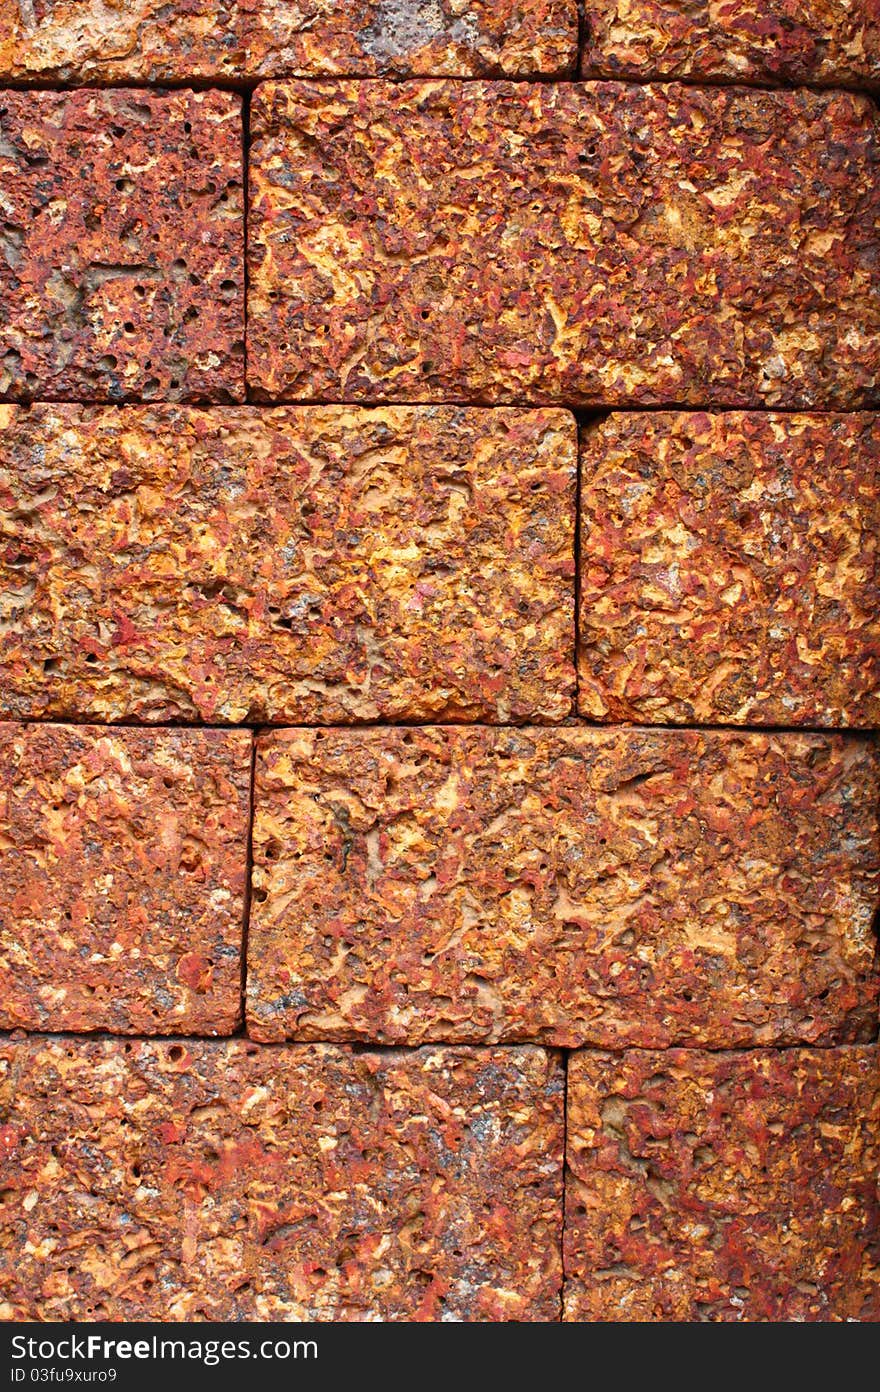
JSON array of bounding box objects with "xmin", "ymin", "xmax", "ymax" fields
[
  {"xmin": 579, "ymin": 412, "xmax": 880, "ymax": 727},
  {"xmin": 0, "ymin": 404, "xmax": 574, "ymax": 724},
  {"xmin": 0, "ymin": 90, "xmax": 244, "ymax": 402},
  {"xmin": 0, "ymin": 724, "xmax": 251, "ymax": 1034},
  {"xmin": 0, "ymin": 1038, "xmax": 564, "ymax": 1321},
  {"xmin": 581, "ymin": 1, "xmax": 880, "ymax": 88},
  {"xmin": 565, "ymin": 1046, "xmax": 880, "ymax": 1322},
  {"xmin": 0, "ymin": 1, "xmax": 577, "ymax": 81},
  {"xmin": 247, "ymin": 726, "xmax": 880, "ymax": 1047},
  {"xmin": 248, "ymin": 81, "xmax": 880, "ymax": 408}
]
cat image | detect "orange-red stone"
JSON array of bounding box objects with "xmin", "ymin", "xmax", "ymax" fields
[
  {"xmin": 565, "ymin": 1046, "xmax": 880, "ymax": 1321},
  {"xmin": 0, "ymin": 724, "xmax": 251, "ymax": 1034},
  {"xmin": 248, "ymin": 81, "xmax": 880, "ymax": 408},
  {"xmin": 0, "ymin": 0, "xmax": 578, "ymax": 81},
  {"xmin": 0, "ymin": 89, "xmax": 244, "ymax": 403},
  {"xmin": 0, "ymin": 404, "xmax": 575, "ymax": 724},
  {"xmin": 578, "ymin": 412, "xmax": 880, "ymax": 726},
  {"xmin": 247, "ymin": 726, "xmax": 879, "ymax": 1047},
  {"xmin": 581, "ymin": 1, "xmax": 880, "ymax": 88},
  {"xmin": 0, "ymin": 1038, "xmax": 564, "ymax": 1321}
]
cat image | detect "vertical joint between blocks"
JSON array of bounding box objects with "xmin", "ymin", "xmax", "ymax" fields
[{"xmin": 240, "ymin": 732, "xmax": 258, "ymax": 1033}]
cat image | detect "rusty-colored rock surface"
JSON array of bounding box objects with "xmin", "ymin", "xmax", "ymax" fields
[
  {"xmin": 579, "ymin": 412, "xmax": 880, "ymax": 727},
  {"xmin": 0, "ymin": 90, "xmax": 244, "ymax": 403},
  {"xmin": 0, "ymin": 1037, "xmax": 563, "ymax": 1321},
  {"xmin": 248, "ymin": 81, "xmax": 880, "ymax": 408},
  {"xmin": 0, "ymin": 404, "xmax": 574, "ymax": 724},
  {"xmin": 0, "ymin": 724, "xmax": 250, "ymax": 1035},
  {"xmin": 565, "ymin": 1046, "xmax": 880, "ymax": 1322},
  {"xmin": 0, "ymin": 1, "xmax": 577, "ymax": 81},
  {"xmin": 581, "ymin": 1, "xmax": 880, "ymax": 88},
  {"xmin": 247, "ymin": 726, "xmax": 880, "ymax": 1047}
]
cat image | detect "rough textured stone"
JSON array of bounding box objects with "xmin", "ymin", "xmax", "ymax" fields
[
  {"xmin": 579, "ymin": 412, "xmax": 880, "ymax": 727},
  {"xmin": 0, "ymin": 403, "xmax": 575, "ymax": 724},
  {"xmin": 0, "ymin": 90, "xmax": 244, "ymax": 403},
  {"xmin": 247, "ymin": 726, "xmax": 879, "ymax": 1047},
  {"xmin": 582, "ymin": 1, "xmax": 880, "ymax": 88},
  {"xmin": 0, "ymin": 1038, "xmax": 563, "ymax": 1321},
  {"xmin": 0, "ymin": 1, "xmax": 577, "ymax": 81},
  {"xmin": 565, "ymin": 1046, "xmax": 880, "ymax": 1322},
  {"xmin": 248, "ymin": 81, "xmax": 880, "ymax": 408},
  {"xmin": 0, "ymin": 724, "xmax": 250, "ymax": 1035}
]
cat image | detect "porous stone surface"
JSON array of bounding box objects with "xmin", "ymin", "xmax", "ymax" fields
[
  {"xmin": 0, "ymin": 1, "xmax": 578, "ymax": 81},
  {"xmin": 0, "ymin": 89, "xmax": 244, "ymax": 402},
  {"xmin": 247, "ymin": 726, "xmax": 879, "ymax": 1047},
  {"xmin": 0, "ymin": 724, "xmax": 251, "ymax": 1034},
  {"xmin": 564, "ymin": 1046, "xmax": 880, "ymax": 1322},
  {"xmin": 0, "ymin": 1038, "xmax": 564, "ymax": 1321},
  {"xmin": 578, "ymin": 412, "xmax": 880, "ymax": 727},
  {"xmin": 0, "ymin": 404, "xmax": 575, "ymax": 724},
  {"xmin": 247, "ymin": 80, "xmax": 880, "ymax": 408},
  {"xmin": 581, "ymin": 1, "xmax": 880, "ymax": 88}
]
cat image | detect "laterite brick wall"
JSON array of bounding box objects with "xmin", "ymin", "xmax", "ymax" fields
[{"xmin": 0, "ymin": 2, "xmax": 878, "ymax": 1322}]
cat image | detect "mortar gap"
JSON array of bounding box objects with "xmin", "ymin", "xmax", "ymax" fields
[
  {"xmin": 559, "ymin": 1047, "xmax": 571, "ymax": 1322},
  {"xmin": 239, "ymin": 732, "xmax": 258, "ymax": 1032},
  {"xmin": 1, "ymin": 712, "xmax": 873, "ymax": 737},
  {"xmin": 1, "ymin": 74, "xmax": 878, "ymax": 96},
  {"xmin": 573, "ymin": 421, "xmax": 584, "ymax": 720},
  {"xmin": 3, "ymin": 396, "xmax": 878, "ymax": 415},
  {"xmin": 870, "ymin": 899, "xmax": 880, "ymax": 980},
  {"xmin": 0, "ymin": 1030, "xmax": 874, "ymax": 1051},
  {"xmin": 241, "ymin": 87, "xmax": 252, "ymax": 402},
  {"xmin": 576, "ymin": 0, "xmax": 589, "ymax": 78}
]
